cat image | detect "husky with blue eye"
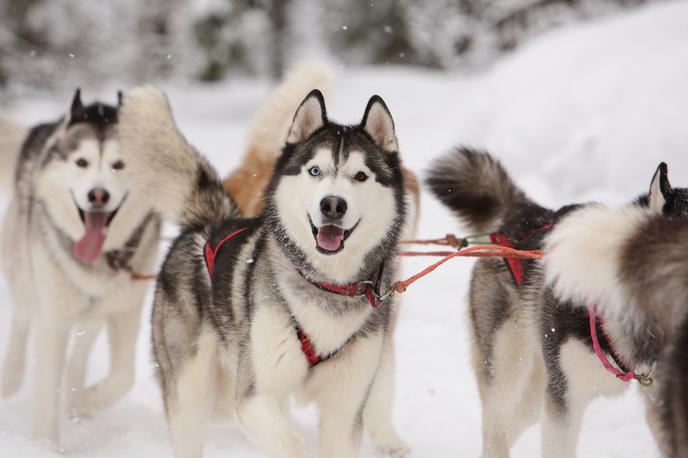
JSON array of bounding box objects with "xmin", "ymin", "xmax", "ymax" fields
[
  {"xmin": 0, "ymin": 90, "xmax": 161, "ymax": 446},
  {"xmin": 117, "ymin": 86, "xmax": 409, "ymax": 458}
]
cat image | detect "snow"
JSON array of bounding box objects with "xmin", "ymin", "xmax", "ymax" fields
[{"xmin": 2, "ymin": 1, "xmax": 687, "ymax": 456}]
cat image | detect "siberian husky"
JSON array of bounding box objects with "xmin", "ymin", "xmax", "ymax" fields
[
  {"xmin": 427, "ymin": 149, "xmax": 687, "ymax": 457},
  {"xmin": 545, "ymin": 202, "xmax": 688, "ymax": 457},
  {"xmin": 1, "ymin": 90, "xmax": 161, "ymax": 446},
  {"xmin": 117, "ymin": 86, "xmax": 410, "ymax": 457},
  {"xmin": 223, "ymin": 62, "xmax": 420, "ymax": 238}
]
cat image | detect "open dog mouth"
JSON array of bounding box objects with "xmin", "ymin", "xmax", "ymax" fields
[
  {"xmin": 72, "ymin": 193, "xmax": 127, "ymax": 264},
  {"xmin": 308, "ymin": 215, "xmax": 359, "ymax": 255}
]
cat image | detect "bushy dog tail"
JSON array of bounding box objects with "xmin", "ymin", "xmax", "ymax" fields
[
  {"xmin": 426, "ymin": 147, "xmax": 530, "ymax": 233},
  {"xmin": 0, "ymin": 115, "xmax": 26, "ymax": 189},
  {"xmin": 247, "ymin": 62, "xmax": 333, "ymax": 163},
  {"xmin": 117, "ymin": 86, "xmax": 236, "ymax": 231},
  {"xmin": 543, "ymin": 204, "xmax": 688, "ymax": 332}
]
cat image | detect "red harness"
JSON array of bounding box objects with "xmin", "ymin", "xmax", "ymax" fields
[
  {"xmin": 489, "ymin": 224, "xmax": 650, "ymax": 384},
  {"xmin": 203, "ymin": 227, "xmax": 249, "ymax": 276},
  {"xmin": 203, "ymin": 228, "xmax": 380, "ymax": 368},
  {"xmin": 305, "ymin": 271, "xmax": 383, "ymax": 308},
  {"xmin": 489, "ymin": 224, "xmax": 553, "ymax": 287}
]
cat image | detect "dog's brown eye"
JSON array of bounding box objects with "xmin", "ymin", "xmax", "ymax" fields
[
  {"xmin": 355, "ymin": 171, "xmax": 368, "ymax": 182},
  {"xmin": 112, "ymin": 160, "xmax": 125, "ymax": 171},
  {"xmin": 75, "ymin": 158, "xmax": 89, "ymax": 168}
]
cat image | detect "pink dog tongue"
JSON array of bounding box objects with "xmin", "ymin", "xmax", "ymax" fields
[
  {"xmin": 74, "ymin": 211, "xmax": 109, "ymax": 263},
  {"xmin": 316, "ymin": 225, "xmax": 344, "ymax": 251}
]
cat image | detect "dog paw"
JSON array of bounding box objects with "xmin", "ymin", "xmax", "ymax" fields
[
  {"xmin": 67, "ymin": 401, "xmax": 95, "ymax": 421},
  {"xmin": 67, "ymin": 392, "xmax": 98, "ymax": 420},
  {"xmin": 371, "ymin": 431, "xmax": 410, "ymax": 457}
]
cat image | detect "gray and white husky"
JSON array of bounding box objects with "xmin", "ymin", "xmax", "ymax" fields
[
  {"xmin": 545, "ymin": 202, "xmax": 688, "ymax": 457},
  {"xmin": 117, "ymin": 86, "xmax": 409, "ymax": 457},
  {"xmin": 1, "ymin": 90, "xmax": 161, "ymax": 446},
  {"xmin": 427, "ymin": 149, "xmax": 688, "ymax": 457}
]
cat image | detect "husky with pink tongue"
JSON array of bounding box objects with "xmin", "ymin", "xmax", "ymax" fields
[
  {"xmin": 1, "ymin": 89, "xmax": 161, "ymax": 448},
  {"xmin": 117, "ymin": 86, "xmax": 409, "ymax": 458}
]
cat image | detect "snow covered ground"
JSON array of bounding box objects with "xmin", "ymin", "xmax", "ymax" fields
[{"xmin": 1, "ymin": 1, "xmax": 687, "ymax": 456}]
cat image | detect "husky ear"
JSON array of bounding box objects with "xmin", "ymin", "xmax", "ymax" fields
[
  {"xmin": 117, "ymin": 90, "xmax": 124, "ymax": 107},
  {"xmin": 648, "ymin": 162, "xmax": 671, "ymax": 213},
  {"xmin": 360, "ymin": 95, "xmax": 398, "ymax": 153},
  {"xmin": 286, "ymin": 89, "xmax": 327, "ymax": 144},
  {"xmin": 70, "ymin": 88, "xmax": 85, "ymax": 121}
]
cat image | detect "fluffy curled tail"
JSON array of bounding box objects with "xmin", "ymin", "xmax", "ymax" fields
[
  {"xmin": 426, "ymin": 147, "xmax": 530, "ymax": 233},
  {"xmin": 543, "ymin": 204, "xmax": 688, "ymax": 335},
  {"xmin": 117, "ymin": 86, "xmax": 236, "ymax": 230}
]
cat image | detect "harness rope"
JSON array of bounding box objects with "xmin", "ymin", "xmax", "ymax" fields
[{"xmin": 130, "ymin": 227, "xmax": 654, "ymax": 383}]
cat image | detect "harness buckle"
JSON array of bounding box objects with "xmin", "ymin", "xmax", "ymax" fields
[
  {"xmin": 635, "ymin": 372, "xmax": 653, "ymax": 387},
  {"xmin": 375, "ymin": 287, "xmax": 396, "ymax": 302}
]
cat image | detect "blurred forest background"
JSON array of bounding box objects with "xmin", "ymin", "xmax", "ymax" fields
[{"xmin": 0, "ymin": 0, "xmax": 652, "ymax": 97}]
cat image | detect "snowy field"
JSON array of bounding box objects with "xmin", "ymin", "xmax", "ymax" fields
[{"xmin": 1, "ymin": 1, "xmax": 687, "ymax": 456}]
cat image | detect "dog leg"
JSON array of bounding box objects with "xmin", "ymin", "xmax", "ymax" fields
[
  {"xmin": 364, "ymin": 334, "xmax": 409, "ymax": 457},
  {"xmin": 75, "ymin": 304, "xmax": 141, "ymax": 416},
  {"xmin": 476, "ymin": 321, "xmax": 540, "ymax": 458},
  {"xmin": 1, "ymin": 308, "xmax": 31, "ymax": 398},
  {"xmin": 315, "ymin": 333, "xmax": 384, "ymax": 458},
  {"xmin": 65, "ymin": 320, "xmax": 103, "ymax": 417},
  {"xmin": 541, "ymin": 393, "xmax": 586, "ymax": 458},
  {"xmin": 642, "ymin": 388, "xmax": 668, "ymax": 455},
  {"xmin": 480, "ymin": 394, "xmax": 511, "ymax": 458},
  {"xmin": 237, "ymin": 394, "xmax": 310, "ymax": 458},
  {"xmin": 32, "ymin": 315, "xmax": 70, "ymax": 445},
  {"xmin": 505, "ymin": 356, "xmax": 545, "ymax": 447},
  {"xmin": 166, "ymin": 331, "xmax": 216, "ymax": 458}
]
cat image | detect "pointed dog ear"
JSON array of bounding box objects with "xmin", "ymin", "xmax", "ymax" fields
[
  {"xmin": 117, "ymin": 90, "xmax": 124, "ymax": 107},
  {"xmin": 360, "ymin": 95, "xmax": 398, "ymax": 153},
  {"xmin": 648, "ymin": 162, "xmax": 671, "ymax": 213},
  {"xmin": 286, "ymin": 89, "xmax": 327, "ymax": 144},
  {"xmin": 70, "ymin": 88, "xmax": 84, "ymax": 121}
]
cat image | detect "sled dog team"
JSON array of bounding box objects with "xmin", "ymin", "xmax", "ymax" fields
[{"xmin": 0, "ymin": 64, "xmax": 685, "ymax": 457}]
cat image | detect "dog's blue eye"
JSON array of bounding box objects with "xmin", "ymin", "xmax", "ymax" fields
[{"xmin": 308, "ymin": 166, "xmax": 321, "ymax": 177}]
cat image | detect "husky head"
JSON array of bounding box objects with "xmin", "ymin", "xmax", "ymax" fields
[
  {"xmin": 36, "ymin": 89, "xmax": 139, "ymax": 264},
  {"xmin": 640, "ymin": 162, "xmax": 688, "ymax": 217},
  {"xmin": 266, "ymin": 90, "xmax": 406, "ymax": 283}
]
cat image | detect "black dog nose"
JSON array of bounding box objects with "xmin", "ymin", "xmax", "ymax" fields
[
  {"xmin": 320, "ymin": 196, "xmax": 347, "ymax": 219},
  {"xmin": 87, "ymin": 188, "xmax": 110, "ymax": 206}
]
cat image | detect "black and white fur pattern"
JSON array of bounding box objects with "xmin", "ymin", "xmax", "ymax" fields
[
  {"xmin": 427, "ymin": 148, "xmax": 687, "ymax": 457},
  {"xmin": 117, "ymin": 86, "xmax": 409, "ymax": 457},
  {"xmin": 545, "ymin": 204, "xmax": 688, "ymax": 457},
  {"xmin": 1, "ymin": 90, "xmax": 161, "ymax": 446}
]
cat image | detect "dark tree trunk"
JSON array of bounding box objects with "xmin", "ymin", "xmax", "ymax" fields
[{"xmin": 270, "ymin": 0, "xmax": 288, "ymax": 80}]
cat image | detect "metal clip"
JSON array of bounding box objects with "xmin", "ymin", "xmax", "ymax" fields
[
  {"xmin": 635, "ymin": 372, "xmax": 653, "ymax": 387},
  {"xmin": 376, "ymin": 287, "xmax": 396, "ymax": 303}
]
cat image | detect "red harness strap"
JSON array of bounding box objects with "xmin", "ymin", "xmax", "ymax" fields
[
  {"xmin": 489, "ymin": 233, "xmax": 525, "ymax": 286},
  {"xmin": 313, "ymin": 281, "xmax": 380, "ymax": 307},
  {"xmin": 203, "ymin": 227, "xmax": 350, "ymax": 368},
  {"xmin": 203, "ymin": 227, "xmax": 249, "ymax": 276},
  {"xmin": 489, "ymin": 224, "xmax": 554, "ymax": 287},
  {"xmin": 296, "ymin": 325, "xmax": 331, "ymax": 367},
  {"xmin": 588, "ymin": 303, "xmax": 636, "ymax": 382}
]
